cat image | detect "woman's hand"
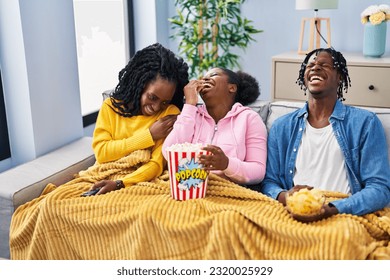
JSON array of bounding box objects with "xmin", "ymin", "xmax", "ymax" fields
[
  {"xmin": 90, "ymin": 180, "xmax": 118, "ymax": 195},
  {"xmin": 198, "ymin": 145, "xmax": 229, "ymax": 171},
  {"xmin": 150, "ymin": 114, "xmax": 177, "ymax": 141},
  {"xmin": 183, "ymin": 80, "xmax": 203, "ymax": 106}
]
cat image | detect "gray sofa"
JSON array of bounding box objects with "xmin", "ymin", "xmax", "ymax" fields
[
  {"xmin": 0, "ymin": 137, "xmax": 95, "ymax": 259},
  {"xmin": 1, "ymin": 100, "xmax": 389, "ymax": 259}
]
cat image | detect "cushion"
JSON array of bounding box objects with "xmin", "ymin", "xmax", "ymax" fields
[
  {"xmin": 247, "ymin": 100, "xmax": 270, "ymax": 124},
  {"xmin": 266, "ymin": 101, "xmax": 305, "ymax": 131}
]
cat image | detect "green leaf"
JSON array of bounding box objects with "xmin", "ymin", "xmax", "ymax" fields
[{"xmin": 171, "ymin": 0, "xmax": 263, "ymax": 76}]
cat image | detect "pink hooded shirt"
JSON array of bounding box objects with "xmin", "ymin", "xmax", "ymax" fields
[{"xmin": 162, "ymin": 103, "xmax": 267, "ymax": 185}]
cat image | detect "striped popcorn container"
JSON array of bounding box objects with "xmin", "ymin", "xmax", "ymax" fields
[{"xmin": 166, "ymin": 143, "xmax": 210, "ymax": 200}]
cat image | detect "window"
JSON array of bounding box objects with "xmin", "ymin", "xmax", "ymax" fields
[
  {"xmin": 0, "ymin": 69, "xmax": 11, "ymax": 161},
  {"xmin": 73, "ymin": 0, "xmax": 135, "ymax": 127}
]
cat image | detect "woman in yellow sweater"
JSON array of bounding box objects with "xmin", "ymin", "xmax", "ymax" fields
[{"xmin": 88, "ymin": 43, "xmax": 189, "ymax": 195}]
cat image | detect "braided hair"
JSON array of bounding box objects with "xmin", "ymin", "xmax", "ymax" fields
[
  {"xmin": 110, "ymin": 43, "xmax": 189, "ymax": 117},
  {"xmin": 296, "ymin": 48, "xmax": 351, "ymax": 101},
  {"xmin": 219, "ymin": 68, "xmax": 260, "ymax": 106}
]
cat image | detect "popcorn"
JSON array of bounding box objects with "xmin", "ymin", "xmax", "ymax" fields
[
  {"xmin": 286, "ymin": 188, "xmax": 325, "ymax": 216},
  {"xmin": 166, "ymin": 142, "xmax": 204, "ymax": 152},
  {"xmin": 166, "ymin": 143, "xmax": 210, "ymax": 200}
]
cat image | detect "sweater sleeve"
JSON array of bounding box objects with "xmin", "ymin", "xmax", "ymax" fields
[
  {"xmin": 223, "ymin": 112, "xmax": 267, "ymax": 185},
  {"xmin": 92, "ymin": 100, "xmax": 155, "ymax": 163},
  {"xmin": 162, "ymin": 104, "xmax": 198, "ymax": 159}
]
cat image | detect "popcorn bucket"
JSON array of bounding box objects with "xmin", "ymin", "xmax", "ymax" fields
[{"xmin": 166, "ymin": 144, "xmax": 209, "ymax": 200}]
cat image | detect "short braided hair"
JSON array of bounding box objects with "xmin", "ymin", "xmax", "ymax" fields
[
  {"xmin": 296, "ymin": 48, "xmax": 351, "ymax": 101},
  {"xmin": 110, "ymin": 43, "xmax": 189, "ymax": 117},
  {"xmin": 218, "ymin": 68, "xmax": 260, "ymax": 106}
]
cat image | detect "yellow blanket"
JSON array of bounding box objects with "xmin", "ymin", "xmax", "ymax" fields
[{"xmin": 10, "ymin": 150, "xmax": 390, "ymax": 260}]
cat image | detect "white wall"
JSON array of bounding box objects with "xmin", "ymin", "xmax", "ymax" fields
[
  {"xmin": 0, "ymin": 0, "xmax": 35, "ymax": 169},
  {"xmin": 133, "ymin": 0, "xmax": 158, "ymax": 50},
  {"xmin": 0, "ymin": 0, "xmax": 83, "ymax": 171},
  {"xmin": 164, "ymin": 0, "xmax": 390, "ymax": 101},
  {"xmin": 132, "ymin": 0, "xmax": 175, "ymax": 52}
]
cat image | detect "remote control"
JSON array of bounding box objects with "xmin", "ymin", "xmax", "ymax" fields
[{"xmin": 81, "ymin": 188, "xmax": 101, "ymax": 197}]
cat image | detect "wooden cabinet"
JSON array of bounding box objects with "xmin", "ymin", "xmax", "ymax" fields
[{"xmin": 271, "ymin": 51, "xmax": 390, "ymax": 108}]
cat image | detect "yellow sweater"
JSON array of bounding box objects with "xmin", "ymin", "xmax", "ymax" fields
[{"xmin": 92, "ymin": 98, "xmax": 180, "ymax": 187}]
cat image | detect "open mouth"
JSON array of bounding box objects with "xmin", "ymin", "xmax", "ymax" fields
[
  {"xmin": 309, "ymin": 75, "xmax": 324, "ymax": 82},
  {"xmin": 203, "ymin": 80, "xmax": 213, "ymax": 87},
  {"xmin": 202, "ymin": 81, "xmax": 213, "ymax": 90},
  {"xmin": 144, "ymin": 105, "xmax": 155, "ymax": 115},
  {"xmin": 199, "ymin": 82, "xmax": 213, "ymax": 97}
]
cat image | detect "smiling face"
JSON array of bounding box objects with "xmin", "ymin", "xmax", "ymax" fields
[
  {"xmin": 139, "ymin": 77, "xmax": 176, "ymax": 116},
  {"xmin": 199, "ymin": 68, "xmax": 237, "ymax": 105},
  {"xmin": 304, "ymin": 51, "xmax": 341, "ymax": 99}
]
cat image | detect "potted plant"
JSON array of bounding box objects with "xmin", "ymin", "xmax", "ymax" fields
[{"xmin": 169, "ymin": 0, "xmax": 262, "ymax": 78}]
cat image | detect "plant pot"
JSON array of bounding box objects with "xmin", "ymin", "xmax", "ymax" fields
[{"xmin": 363, "ymin": 21, "xmax": 387, "ymax": 58}]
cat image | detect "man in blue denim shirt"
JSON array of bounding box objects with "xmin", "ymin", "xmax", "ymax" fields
[{"xmin": 261, "ymin": 48, "xmax": 390, "ymax": 223}]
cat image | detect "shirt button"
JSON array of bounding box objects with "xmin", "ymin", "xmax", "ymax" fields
[
  {"xmin": 293, "ymin": 148, "xmax": 297, "ymax": 152},
  {"xmin": 299, "ymin": 127, "xmax": 303, "ymax": 131},
  {"xmin": 289, "ymin": 170, "xmax": 293, "ymax": 174}
]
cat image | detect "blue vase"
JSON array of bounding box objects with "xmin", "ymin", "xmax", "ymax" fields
[{"xmin": 363, "ymin": 21, "xmax": 387, "ymax": 57}]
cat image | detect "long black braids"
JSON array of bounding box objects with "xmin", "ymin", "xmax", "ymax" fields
[
  {"xmin": 110, "ymin": 43, "xmax": 189, "ymax": 117},
  {"xmin": 296, "ymin": 48, "xmax": 351, "ymax": 101},
  {"xmin": 219, "ymin": 68, "xmax": 260, "ymax": 106}
]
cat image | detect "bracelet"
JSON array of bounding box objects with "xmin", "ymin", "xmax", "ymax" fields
[{"xmin": 115, "ymin": 180, "xmax": 125, "ymax": 190}]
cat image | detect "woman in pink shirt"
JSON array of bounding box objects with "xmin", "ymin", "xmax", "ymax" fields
[{"xmin": 163, "ymin": 67, "xmax": 267, "ymax": 185}]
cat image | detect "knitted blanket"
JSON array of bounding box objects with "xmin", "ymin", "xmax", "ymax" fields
[{"xmin": 10, "ymin": 150, "xmax": 390, "ymax": 260}]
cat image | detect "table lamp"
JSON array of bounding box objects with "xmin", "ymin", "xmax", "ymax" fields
[{"xmin": 296, "ymin": 0, "xmax": 338, "ymax": 54}]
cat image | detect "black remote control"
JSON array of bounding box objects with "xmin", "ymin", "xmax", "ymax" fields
[{"xmin": 81, "ymin": 188, "xmax": 101, "ymax": 197}]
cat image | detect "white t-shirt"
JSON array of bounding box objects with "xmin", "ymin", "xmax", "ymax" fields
[{"xmin": 293, "ymin": 120, "xmax": 351, "ymax": 194}]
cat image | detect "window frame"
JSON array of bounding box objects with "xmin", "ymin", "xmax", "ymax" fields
[{"xmin": 81, "ymin": 0, "xmax": 135, "ymax": 128}]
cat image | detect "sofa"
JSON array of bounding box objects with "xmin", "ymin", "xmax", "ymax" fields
[
  {"xmin": 0, "ymin": 137, "xmax": 95, "ymax": 259},
  {"xmin": 1, "ymin": 100, "xmax": 389, "ymax": 259}
]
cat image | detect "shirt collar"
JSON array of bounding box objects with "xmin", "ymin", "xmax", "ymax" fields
[{"xmin": 297, "ymin": 100, "xmax": 346, "ymax": 120}]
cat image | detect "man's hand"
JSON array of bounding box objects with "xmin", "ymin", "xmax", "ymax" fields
[
  {"xmin": 290, "ymin": 203, "xmax": 339, "ymax": 223},
  {"xmin": 277, "ymin": 185, "xmax": 313, "ymax": 206}
]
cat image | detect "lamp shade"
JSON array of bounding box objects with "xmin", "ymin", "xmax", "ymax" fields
[{"xmin": 296, "ymin": 0, "xmax": 338, "ymax": 10}]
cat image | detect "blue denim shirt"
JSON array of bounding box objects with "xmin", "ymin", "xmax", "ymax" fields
[{"xmin": 261, "ymin": 100, "xmax": 390, "ymax": 215}]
